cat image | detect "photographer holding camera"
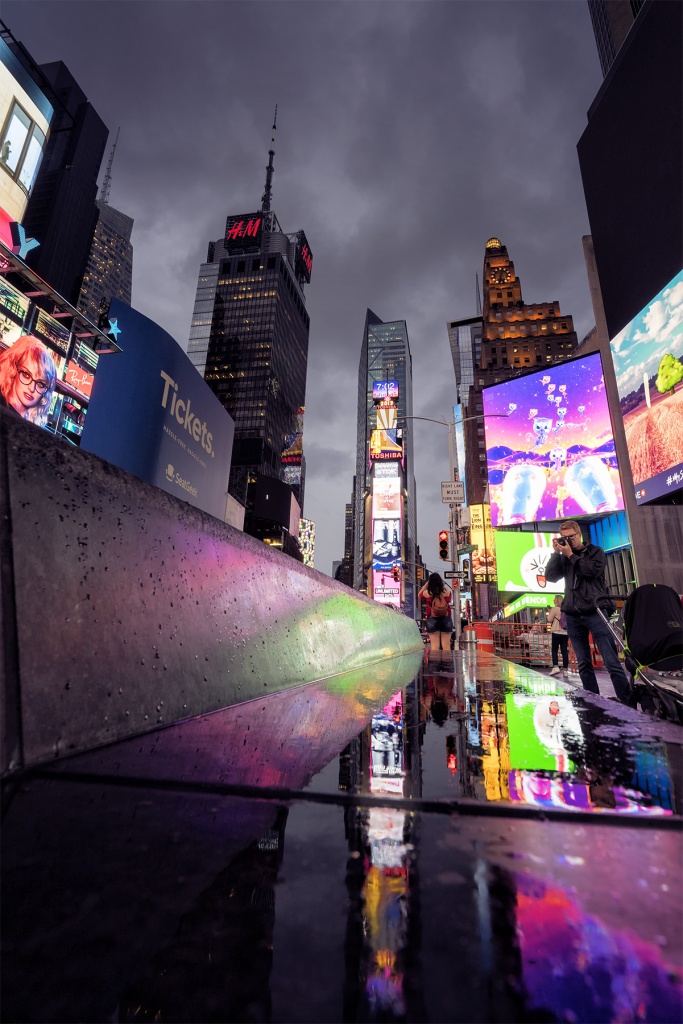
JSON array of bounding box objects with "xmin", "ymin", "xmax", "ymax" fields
[{"xmin": 545, "ymin": 520, "xmax": 631, "ymax": 703}]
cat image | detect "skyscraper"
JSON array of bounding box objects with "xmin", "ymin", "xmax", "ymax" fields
[
  {"xmin": 77, "ymin": 131, "xmax": 133, "ymax": 326},
  {"xmin": 455, "ymin": 238, "xmax": 578, "ymax": 505},
  {"xmin": 187, "ymin": 112, "xmax": 312, "ymax": 548},
  {"xmin": 587, "ymin": 0, "xmax": 644, "ymax": 77},
  {"xmin": 21, "ymin": 61, "xmax": 108, "ymax": 306},
  {"xmin": 353, "ymin": 310, "xmax": 418, "ymax": 617}
]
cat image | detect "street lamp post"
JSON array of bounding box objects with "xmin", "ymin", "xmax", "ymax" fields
[{"xmin": 406, "ymin": 412, "xmax": 510, "ymax": 649}]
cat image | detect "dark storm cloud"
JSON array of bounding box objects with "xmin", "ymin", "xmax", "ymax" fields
[{"xmin": 4, "ymin": 0, "xmax": 603, "ymax": 574}]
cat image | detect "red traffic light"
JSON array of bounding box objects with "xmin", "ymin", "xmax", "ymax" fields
[
  {"xmin": 391, "ymin": 565, "xmax": 401, "ymax": 581},
  {"xmin": 438, "ymin": 530, "xmax": 449, "ymax": 561},
  {"xmin": 438, "ymin": 530, "xmax": 448, "ymax": 542}
]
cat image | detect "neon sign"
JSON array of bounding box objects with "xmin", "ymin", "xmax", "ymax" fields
[{"xmin": 225, "ymin": 213, "xmax": 262, "ymax": 245}]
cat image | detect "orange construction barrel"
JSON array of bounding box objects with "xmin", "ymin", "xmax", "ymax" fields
[{"xmin": 472, "ymin": 622, "xmax": 494, "ymax": 649}]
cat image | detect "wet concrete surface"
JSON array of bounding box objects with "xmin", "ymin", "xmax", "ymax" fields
[{"xmin": 2, "ymin": 649, "xmax": 682, "ymax": 1022}]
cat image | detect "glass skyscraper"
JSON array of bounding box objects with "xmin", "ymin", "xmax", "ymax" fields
[
  {"xmin": 353, "ymin": 310, "xmax": 418, "ymax": 616},
  {"xmin": 187, "ymin": 121, "xmax": 311, "ymax": 547}
]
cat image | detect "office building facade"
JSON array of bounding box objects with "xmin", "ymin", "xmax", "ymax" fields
[
  {"xmin": 454, "ymin": 238, "xmax": 578, "ymax": 506},
  {"xmin": 353, "ymin": 310, "xmax": 418, "ymax": 617},
  {"xmin": 587, "ymin": 0, "xmax": 644, "ymax": 76},
  {"xmin": 187, "ymin": 118, "xmax": 312, "ymax": 548},
  {"xmin": 577, "ymin": 0, "xmax": 682, "ymax": 588},
  {"xmin": 77, "ymin": 200, "xmax": 133, "ymax": 325},
  {"xmin": 21, "ymin": 61, "xmax": 108, "ymax": 306}
]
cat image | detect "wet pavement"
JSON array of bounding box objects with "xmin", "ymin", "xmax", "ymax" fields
[{"xmin": 2, "ymin": 648, "xmax": 682, "ymax": 1023}]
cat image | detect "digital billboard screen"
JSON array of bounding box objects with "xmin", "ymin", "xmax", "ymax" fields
[
  {"xmin": 372, "ymin": 380, "xmax": 399, "ymax": 401},
  {"xmin": 610, "ymin": 270, "xmax": 683, "ymax": 503},
  {"xmin": 372, "ymin": 476, "xmax": 401, "ymax": 519},
  {"xmin": 469, "ymin": 503, "xmax": 496, "ymax": 582},
  {"xmin": 495, "ymin": 531, "xmax": 565, "ymax": 594},
  {"xmin": 483, "ymin": 352, "xmax": 624, "ymax": 527}
]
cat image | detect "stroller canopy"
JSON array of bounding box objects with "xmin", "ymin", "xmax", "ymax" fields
[{"xmin": 623, "ymin": 584, "xmax": 683, "ymax": 671}]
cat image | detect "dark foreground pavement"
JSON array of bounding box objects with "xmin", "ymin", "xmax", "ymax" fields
[{"xmin": 2, "ymin": 649, "xmax": 682, "ymax": 1023}]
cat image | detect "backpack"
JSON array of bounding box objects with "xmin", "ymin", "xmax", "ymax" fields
[
  {"xmin": 431, "ymin": 592, "xmax": 449, "ymax": 617},
  {"xmin": 559, "ymin": 610, "xmax": 567, "ymax": 630}
]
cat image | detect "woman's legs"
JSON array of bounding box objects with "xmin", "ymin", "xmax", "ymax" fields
[
  {"xmin": 559, "ymin": 634, "xmax": 569, "ymax": 670},
  {"xmin": 439, "ymin": 631, "xmax": 451, "ymax": 652}
]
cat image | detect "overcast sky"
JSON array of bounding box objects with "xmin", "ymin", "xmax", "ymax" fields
[{"xmin": 5, "ymin": 0, "xmax": 604, "ymax": 576}]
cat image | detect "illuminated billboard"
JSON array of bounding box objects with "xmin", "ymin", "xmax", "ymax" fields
[
  {"xmin": 495, "ymin": 531, "xmax": 565, "ymax": 594},
  {"xmin": 81, "ymin": 298, "xmax": 234, "ymax": 521},
  {"xmin": 372, "ymin": 380, "xmax": 399, "ymax": 401},
  {"xmin": 369, "ymin": 428, "xmax": 403, "ymax": 462},
  {"xmin": 453, "ymin": 404, "xmax": 467, "ymax": 506},
  {"xmin": 0, "ymin": 330, "xmax": 63, "ymax": 431},
  {"xmin": 469, "ymin": 503, "xmax": 497, "ymax": 583},
  {"xmin": 482, "ymin": 352, "xmax": 624, "ymax": 527},
  {"xmin": 0, "ymin": 37, "xmax": 52, "ymax": 222},
  {"xmin": 298, "ymin": 518, "xmax": 315, "ymax": 567},
  {"xmin": 0, "ymin": 275, "xmax": 30, "ymax": 346},
  {"xmin": 294, "ymin": 230, "xmax": 313, "ymax": 283},
  {"xmin": 610, "ymin": 269, "xmax": 683, "ymax": 503},
  {"xmin": 372, "ymin": 517, "xmax": 401, "ymax": 569},
  {"xmin": 224, "ymin": 212, "xmax": 262, "ymax": 250},
  {"xmin": 372, "ymin": 476, "xmax": 401, "ymax": 519}
]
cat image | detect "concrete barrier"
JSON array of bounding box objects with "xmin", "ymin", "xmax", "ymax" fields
[{"xmin": 0, "ymin": 410, "xmax": 422, "ymax": 774}]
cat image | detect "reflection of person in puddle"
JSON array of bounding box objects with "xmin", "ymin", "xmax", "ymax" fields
[
  {"xmin": 0, "ymin": 335, "xmax": 57, "ymax": 427},
  {"xmin": 533, "ymin": 696, "xmax": 583, "ymax": 772}
]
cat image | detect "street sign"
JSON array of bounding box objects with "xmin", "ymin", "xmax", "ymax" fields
[
  {"xmin": 441, "ymin": 481, "xmax": 465, "ymax": 503},
  {"xmin": 444, "ymin": 570, "xmax": 468, "ymax": 581}
]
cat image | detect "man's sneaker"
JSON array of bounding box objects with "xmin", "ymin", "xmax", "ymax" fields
[{"xmin": 549, "ymin": 666, "xmax": 561, "ymax": 676}]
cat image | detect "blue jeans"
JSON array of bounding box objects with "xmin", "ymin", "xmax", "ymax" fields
[{"xmin": 565, "ymin": 611, "xmax": 631, "ymax": 702}]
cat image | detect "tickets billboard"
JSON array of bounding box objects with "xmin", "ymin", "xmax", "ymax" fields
[
  {"xmin": 80, "ymin": 298, "xmax": 234, "ymax": 521},
  {"xmin": 482, "ymin": 352, "xmax": 624, "ymax": 527},
  {"xmin": 610, "ymin": 269, "xmax": 683, "ymax": 504}
]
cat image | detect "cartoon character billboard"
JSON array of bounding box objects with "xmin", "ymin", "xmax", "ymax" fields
[
  {"xmin": 80, "ymin": 298, "xmax": 234, "ymax": 521},
  {"xmin": 482, "ymin": 352, "xmax": 624, "ymax": 527},
  {"xmin": 610, "ymin": 270, "xmax": 683, "ymax": 504},
  {"xmin": 495, "ymin": 531, "xmax": 565, "ymax": 594}
]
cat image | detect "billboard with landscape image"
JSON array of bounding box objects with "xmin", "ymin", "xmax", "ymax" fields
[{"xmin": 610, "ymin": 270, "xmax": 683, "ymax": 504}]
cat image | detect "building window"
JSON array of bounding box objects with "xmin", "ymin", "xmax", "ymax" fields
[
  {"xmin": 237, "ymin": 261, "xmax": 245, "ymax": 273},
  {"xmin": 267, "ymin": 257, "xmax": 276, "ymax": 269},
  {"xmin": 0, "ymin": 100, "xmax": 47, "ymax": 195}
]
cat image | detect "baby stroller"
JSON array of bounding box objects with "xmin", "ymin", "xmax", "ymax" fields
[{"xmin": 596, "ymin": 585, "xmax": 683, "ymax": 723}]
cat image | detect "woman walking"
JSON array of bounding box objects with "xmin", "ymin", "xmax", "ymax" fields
[
  {"xmin": 547, "ymin": 594, "xmax": 570, "ymax": 678},
  {"xmin": 418, "ymin": 573, "xmax": 453, "ymax": 653}
]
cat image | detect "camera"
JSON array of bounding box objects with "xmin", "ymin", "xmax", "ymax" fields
[{"xmin": 557, "ymin": 537, "xmax": 569, "ymax": 545}]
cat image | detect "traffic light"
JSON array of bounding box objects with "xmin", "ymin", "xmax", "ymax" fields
[
  {"xmin": 391, "ymin": 565, "xmax": 400, "ymax": 582},
  {"xmin": 438, "ymin": 530, "xmax": 449, "ymax": 561}
]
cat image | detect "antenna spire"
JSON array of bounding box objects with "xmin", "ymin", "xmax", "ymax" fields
[
  {"xmin": 475, "ymin": 271, "xmax": 482, "ymax": 316},
  {"xmin": 261, "ymin": 106, "xmax": 277, "ymax": 218},
  {"xmin": 98, "ymin": 127, "xmax": 120, "ymax": 205}
]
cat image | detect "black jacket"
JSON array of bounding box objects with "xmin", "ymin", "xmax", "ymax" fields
[{"xmin": 545, "ymin": 543, "xmax": 612, "ymax": 616}]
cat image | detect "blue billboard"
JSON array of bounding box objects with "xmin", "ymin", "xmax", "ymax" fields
[{"xmin": 80, "ymin": 299, "xmax": 234, "ymax": 520}]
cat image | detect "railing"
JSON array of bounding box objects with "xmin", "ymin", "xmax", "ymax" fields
[{"xmin": 491, "ymin": 622, "xmax": 605, "ymax": 672}]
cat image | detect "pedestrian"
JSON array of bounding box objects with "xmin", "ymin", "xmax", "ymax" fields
[
  {"xmin": 418, "ymin": 572, "xmax": 453, "ymax": 653},
  {"xmin": 547, "ymin": 594, "xmax": 569, "ymax": 678},
  {"xmin": 545, "ymin": 520, "xmax": 631, "ymax": 703}
]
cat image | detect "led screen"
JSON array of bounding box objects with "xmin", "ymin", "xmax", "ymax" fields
[
  {"xmin": 483, "ymin": 352, "xmax": 623, "ymax": 526},
  {"xmin": 469, "ymin": 503, "xmax": 496, "ymax": 582},
  {"xmin": 372, "ymin": 518, "xmax": 401, "ymax": 569},
  {"xmin": 610, "ymin": 269, "xmax": 683, "ymax": 503},
  {"xmin": 372, "ymin": 568, "xmax": 400, "ymax": 607},
  {"xmin": 0, "ymin": 275, "xmax": 29, "ymax": 345},
  {"xmin": 372, "ymin": 380, "xmax": 399, "ymax": 400},
  {"xmin": 495, "ymin": 531, "xmax": 565, "ymax": 594},
  {"xmin": 372, "ymin": 476, "xmax": 400, "ymax": 518}
]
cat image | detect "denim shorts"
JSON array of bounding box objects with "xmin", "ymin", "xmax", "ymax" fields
[{"xmin": 427, "ymin": 615, "xmax": 453, "ymax": 634}]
